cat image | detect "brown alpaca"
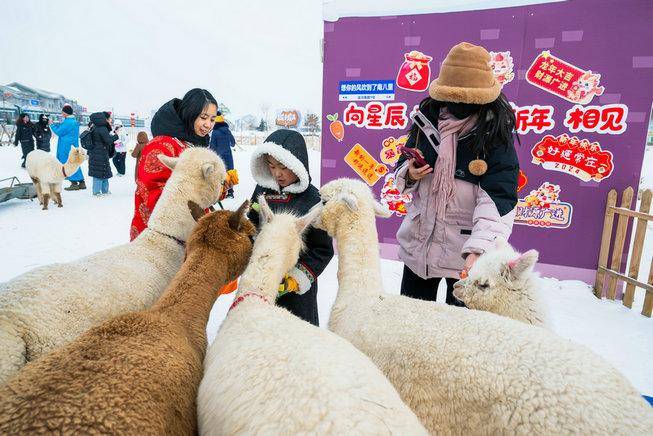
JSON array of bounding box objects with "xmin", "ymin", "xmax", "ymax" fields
[{"xmin": 0, "ymin": 200, "xmax": 255, "ymax": 435}]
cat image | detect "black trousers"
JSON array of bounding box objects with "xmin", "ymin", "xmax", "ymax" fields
[
  {"xmin": 277, "ymin": 283, "xmax": 319, "ymax": 326},
  {"xmin": 19, "ymin": 140, "xmax": 34, "ymax": 165},
  {"xmin": 112, "ymin": 152, "xmax": 126, "ymax": 175},
  {"xmin": 400, "ymin": 265, "xmax": 465, "ymax": 307}
]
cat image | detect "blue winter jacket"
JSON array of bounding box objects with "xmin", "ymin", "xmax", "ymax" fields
[
  {"xmin": 209, "ymin": 123, "xmax": 236, "ymax": 170},
  {"xmin": 51, "ymin": 116, "xmax": 84, "ymax": 181}
]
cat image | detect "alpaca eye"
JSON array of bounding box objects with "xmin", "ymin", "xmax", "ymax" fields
[
  {"xmin": 479, "ymin": 282, "xmax": 489, "ymax": 289},
  {"xmin": 321, "ymin": 200, "xmax": 327, "ymax": 205}
]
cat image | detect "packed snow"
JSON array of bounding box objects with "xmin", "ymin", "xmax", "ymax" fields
[{"xmin": 0, "ymin": 141, "xmax": 651, "ymax": 397}]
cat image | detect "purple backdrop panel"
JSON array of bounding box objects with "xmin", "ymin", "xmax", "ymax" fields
[{"xmin": 321, "ymin": 0, "xmax": 653, "ymax": 281}]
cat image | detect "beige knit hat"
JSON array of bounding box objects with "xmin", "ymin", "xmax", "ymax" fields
[{"xmin": 429, "ymin": 42, "xmax": 501, "ymax": 105}]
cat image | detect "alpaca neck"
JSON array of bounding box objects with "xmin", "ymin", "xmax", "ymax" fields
[
  {"xmin": 152, "ymin": 250, "xmax": 229, "ymax": 350},
  {"xmin": 147, "ymin": 179, "xmax": 195, "ymax": 242},
  {"xmin": 334, "ymin": 215, "xmax": 383, "ymax": 302},
  {"xmin": 236, "ymin": 247, "xmax": 289, "ymax": 304},
  {"xmin": 62, "ymin": 160, "xmax": 82, "ymax": 178}
]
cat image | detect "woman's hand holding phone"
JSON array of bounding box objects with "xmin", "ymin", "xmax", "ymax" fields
[{"xmin": 405, "ymin": 148, "xmax": 432, "ymax": 181}]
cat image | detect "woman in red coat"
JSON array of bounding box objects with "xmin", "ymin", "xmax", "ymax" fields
[{"xmin": 130, "ymin": 89, "xmax": 219, "ymax": 241}]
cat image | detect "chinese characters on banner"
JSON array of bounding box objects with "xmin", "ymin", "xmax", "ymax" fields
[
  {"xmin": 515, "ymin": 182, "xmax": 573, "ymax": 229},
  {"xmin": 531, "ymin": 134, "xmax": 614, "ymax": 182},
  {"xmin": 379, "ymin": 135, "xmax": 408, "ymax": 165},
  {"xmin": 563, "ymin": 104, "xmax": 628, "ymax": 134},
  {"xmin": 512, "ymin": 103, "xmax": 628, "ymax": 135},
  {"xmin": 344, "ymin": 143, "xmax": 389, "ymax": 186},
  {"xmin": 526, "ymin": 51, "xmax": 605, "ymax": 105},
  {"xmin": 511, "ymin": 103, "xmax": 556, "ymax": 134},
  {"xmin": 343, "ymin": 102, "xmax": 408, "ymax": 130}
]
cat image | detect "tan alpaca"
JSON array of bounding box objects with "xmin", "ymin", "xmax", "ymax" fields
[
  {"xmin": 0, "ymin": 201, "xmax": 254, "ymax": 435},
  {"xmin": 26, "ymin": 147, "xmax": 87, "ymax": 209}
]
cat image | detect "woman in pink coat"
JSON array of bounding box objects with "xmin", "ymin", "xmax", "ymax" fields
[{"xmin": 394, "ymin": 42, "xmax": 520, "ymax": 306}]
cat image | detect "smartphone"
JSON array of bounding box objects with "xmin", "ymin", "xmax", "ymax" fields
[{"xmin": 398, "ymin": 146, "xmax": 428, "ymax": 168}]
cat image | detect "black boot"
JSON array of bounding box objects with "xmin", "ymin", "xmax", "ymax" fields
[
  {"xmin": 77, "ymin": 180, "xmax": 87, "ymax": 190},
  {"xmin": 64, "ymin": 181, "xmax": 79, "ymax": 191}
]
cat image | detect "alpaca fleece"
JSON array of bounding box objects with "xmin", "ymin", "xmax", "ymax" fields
[
  {"xmin": 26, "ymin": 147, "xmax": 87, "ymax": 209},
  {"xmin": 198, "ymin": 201, "xmax": 427, "ymax": 435},
  {"xmin": 319, "ymin": 178, "xmax": 653, "ymax": 435},
  {"xmin": 0, "ymin": 205, "xmax": 255, "ymax": 434},
  {"xmin": 453, "ymin": 239, "xmax": 547, "ymax": 326},
  {"xmin": 0, "ymin": 147, "xmax": 226, "ymax": 385}
]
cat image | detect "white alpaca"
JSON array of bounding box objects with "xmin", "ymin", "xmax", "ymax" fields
[
  {"xmin": 318, "ymin": 178, "xmax": 653, "ymax": 435},
  {"xmin": 26, "ymin": 147, "xmax": 87, "ymax": 210},
  {"xmin": 0, "ymin": 148, "xmax": 226, "ymax": 385},
  {"xmin": 453, "ymin": 239, "xmax": 547, "ymax": 326},
  {"xmin": 197, "ymin": 197, "xmax": 426, "ymax": 435}
]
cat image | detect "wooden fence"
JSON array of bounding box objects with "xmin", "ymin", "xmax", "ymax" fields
[{"xmin": 593, "ymin": 187, "xmax": 653, "ymax": 317}]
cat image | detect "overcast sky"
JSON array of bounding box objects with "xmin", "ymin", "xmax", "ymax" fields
[
  {"xmin": 1, "ymin": 1, "xmax": 562, "ymax": 120},
  {"xmin": 0, "ymin": 0, "xmax": 324, "ymax": 119}
]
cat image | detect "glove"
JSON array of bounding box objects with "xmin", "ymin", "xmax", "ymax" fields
[
  {"xmin": 277, "ymin": 274, "xmax": 299, "ymax": 297},
  {"xmin": 226, "ymin": 169, "xmax": 239, "ymax": 185}
]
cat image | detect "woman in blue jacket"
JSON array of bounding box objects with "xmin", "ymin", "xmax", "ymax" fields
[
  {"xmin": 51, "ymin": 105, "xmax": 86, "ymax": 190},
  {"xmin": 209, "ymin": 112, "xmax": 236, "ymax": 197}
]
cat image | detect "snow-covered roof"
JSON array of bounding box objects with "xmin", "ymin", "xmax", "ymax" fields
[
  {"xmin": 323, "ymin": 0, "xmax": 565, "ymax": 21},
  {"xmin": 0, "ymin": 85, "xmax": 27, "ymax": 98},
  {"xmin": 6, "ymin": 82, "xmax": 65, "ymax": 100}
]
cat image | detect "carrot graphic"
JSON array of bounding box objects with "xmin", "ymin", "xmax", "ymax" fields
[{"xmin": 327, "ymin": 113, "xmax": 344, "ymax": 142}]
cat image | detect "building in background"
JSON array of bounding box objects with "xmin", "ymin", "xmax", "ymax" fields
[{"xmin": 0, "ymin": 82, "xmax": 145, "ymax": 128}]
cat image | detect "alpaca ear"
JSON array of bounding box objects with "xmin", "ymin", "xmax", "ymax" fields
[
  {"xmin": 257, "ymin": 195, "xmax": 274, "ymax": 224},
  {"xmin": 187, "ymin": 200, "xmax": 206, "ymax": 222},
  {"xmin": 229, "ymin": 200, "xmax": 250, "ymax": 231},
  {"xmin": 296, "ymin": 203, "xmax": 322, "ymax": 234},
  {"xmin": 202, "ymin": 162, "xmax": 216, "ymax": 180},
  {"xmin": 373, "ymin": 201, "xmax": 392, "ymax": 218},
  {"xmin": 340, "ymin": 194, "xmax": 358, "ymax": 212},
  {"xmin": 508, "ymin": 249, "xmax": 539, "ymax": 278},
  {"xmin": 158, "ymin": 155, "xmax": 178, "ymax": 170}
]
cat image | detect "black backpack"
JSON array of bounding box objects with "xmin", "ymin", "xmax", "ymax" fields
[{"xmin": 79, "ymin": 124, "xmax": 94, "ymax": 150}]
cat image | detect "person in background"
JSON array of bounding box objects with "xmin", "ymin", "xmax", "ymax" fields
[
  {"xmin": 111, "ymin": 119, "xmax": 128, "ymax": 176},
  {"xmin": 131, "ymin": 131, "xmax": 149, "ymax": 180},
  {"xmin": 34, "ymin": 114, "xmax": 52, "ymax": 152},
  {"xmin": 130, "ymin": 88, "xmax": 218, "ymax": 240},
  {"xmin": 394, "ymin": 42, "xmax": 520, "ymax": 306},
  {"xmin": 247, "ymin": 129, "xmax": 334, "ymax": 326},
  {"xmin": 88, "ymin": 111, "xmax": 118, "ymax": 196},
  {"xmin": 209, "ymin": 111, "xmax": 237, "ymax": 198},
  {"xmin": 51, "ymin": 104, "xmax": 86, "ymax": 190},
  {"xmin": 14, "ymin": 113, "xmax": 35, "ymax": 168}
]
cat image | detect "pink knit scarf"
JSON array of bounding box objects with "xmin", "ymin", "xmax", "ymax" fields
[{"xmin": 430, "ymin": 108, "xmax": 478, "ymax": 219}]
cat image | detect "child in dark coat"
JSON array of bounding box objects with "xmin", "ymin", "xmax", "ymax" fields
[{"xmin": 248, "ymin": 129, "xmax": 334, "ymax": 326}]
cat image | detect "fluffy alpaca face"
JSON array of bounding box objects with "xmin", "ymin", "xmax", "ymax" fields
[
  {"xmin": 317, "ymin": 178, "xmax": 390, "ymax": 235},
  {"xmin": 161, "ymin": 148, "xmax": 227, "ymax": 208},
  {"xmin": 453, "ymin": 240, "xmax": 539, "ymax": 309},
  {"xmin": 254, "ymin": 195, "xmax": 321, "ymax": 274},
  {"xmin": 67, "ymin": 147, "xmax": 88, "ymax": 165},
  {"xmin": 186, "ymin": 201, "xmax": 256, "ymax": 278}
]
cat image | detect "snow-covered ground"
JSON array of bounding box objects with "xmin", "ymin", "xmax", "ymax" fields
[{"xmin": 0, "ymin": 143, "xmax": 651, "ymax": 397}]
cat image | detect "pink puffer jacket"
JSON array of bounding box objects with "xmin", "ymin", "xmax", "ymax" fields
[{"xmin": 395, "ymin": 162, "xmax": 516, "ymax": 279}]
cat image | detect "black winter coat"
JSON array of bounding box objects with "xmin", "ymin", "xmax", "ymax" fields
[
  {"xmin": 247, "ymin": 129, "xmax": 334, "ymax": 326},
  {"xmin": 14, "ymin": 122, "xmax": 34, "ymax": 144},
  {"xmin": 88, "ymin": 112, "xmax": 117, "ymax": 179},
  {"xmin": 397, "ymin": 108, "xmax": 520, "ymax": 217},
  {"xmin": 34, "ymin": 122, "xmax": 52, "ymax": 146}
]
